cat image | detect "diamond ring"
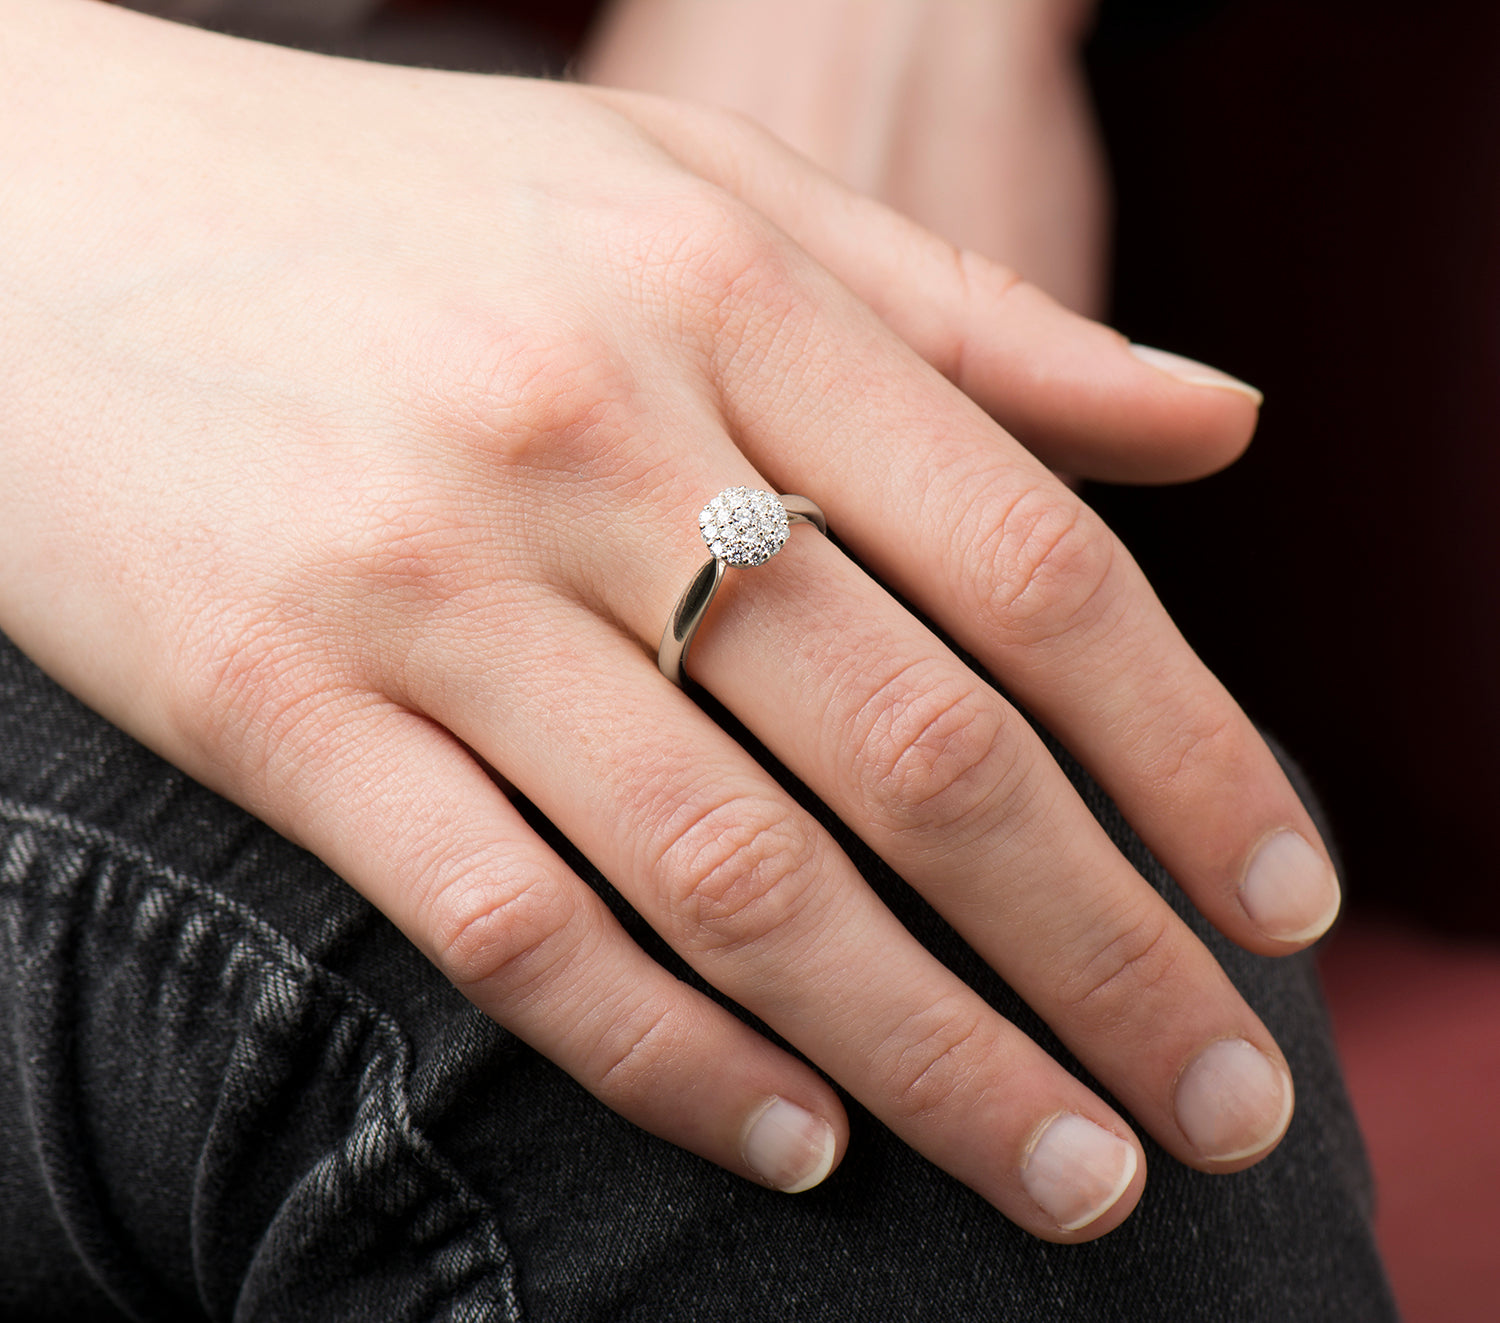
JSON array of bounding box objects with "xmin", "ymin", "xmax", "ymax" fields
[{"xmin": 657, "ymin": 486, "xmax": 827, "ymax": 686}]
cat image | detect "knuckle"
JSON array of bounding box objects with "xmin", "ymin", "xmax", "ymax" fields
[
  {"xmin": 967, "ymin": 485, "xmax": 1119, "ymax": 647},
  {"xmin": 422, "ymin": 862, "xmax": 581, "ymax": 996},
  {"xmin": 874, "ymin": 998, "xmax": 997, "ymax": 1124},
  {"xmin": 931, "ymin": 249, "xmax": 1026, "ymax": 392},
  {"xmin": 852, "ymin": 662, "xmax": 1015, "ymax": 846},
  {"xmin": 311, "ymin": 494, "xmax": 476, "ymax": 613},
  {"xmin": 165, "ymin": 596, "xmax": 357, "ymax": 782},
  {"xmin": 1143, "ymin": 703, "xmax": 1243, "ymax": 797},
  {"xmin": 622, "ymin": 186, "xmax": 806, "ymax": 361},
  {"xmin": 407, "ymin": 309, "xmax": 640, "ymax": 478},
  {"xmin": 590, "ymin": 1005, "xmax": 685, "ymax": 1099},
  {"xmin": 653, "ymin": 797, "xmax": 821, "ymax": 955},
  {"xmin": 635, "ymin": 187, "xmax": 769, "ymax": 297},
  {"xmin": 1053, "ymin": 906, "xmax": 1184, "ymax": 1031}
]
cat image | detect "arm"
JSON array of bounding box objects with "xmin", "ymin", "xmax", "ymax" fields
[{"xmin": 582, "ymin": 0, "xmax": 1108, "ymax": 316}]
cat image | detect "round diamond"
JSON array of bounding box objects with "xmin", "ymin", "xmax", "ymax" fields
[{"xmin": 698, "ymin": 487, "xmax": 789, "ymax": 566}]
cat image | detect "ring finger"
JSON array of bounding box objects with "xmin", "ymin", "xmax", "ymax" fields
[
  {"xmin": 597, "ymin": 469, "xmax": 1295, "ymax": 1174},
  {"xmin": 404, "ymin": 592, "xmax": 1150, "ymax": 1241}
]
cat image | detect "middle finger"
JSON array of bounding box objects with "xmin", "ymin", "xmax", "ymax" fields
[
  {"xmin": 414, "ymin": 598, "xmax": 1148, "ymax": 1239},
  {"xmin": 613, "ymin": 475, "xmax": 1296, "ymax": 1174}
]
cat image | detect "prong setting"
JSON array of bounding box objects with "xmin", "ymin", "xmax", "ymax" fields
[{"xmin": 698, "ymin": 487, "xmax": 790, "ymax": 567}]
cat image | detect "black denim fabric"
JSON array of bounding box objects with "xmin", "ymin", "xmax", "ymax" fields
[{"xmin": 0, "ymin": 631, "xmax": 1398, "ymax": 1321}]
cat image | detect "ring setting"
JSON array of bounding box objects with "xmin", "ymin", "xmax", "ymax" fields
[
  {"xmin": 658, "ymin": 486, "xmax": 827, "ymax": 686},
  {"xmin": 698, "ymin": 486, "xmax": 790, "ymax": 566}
]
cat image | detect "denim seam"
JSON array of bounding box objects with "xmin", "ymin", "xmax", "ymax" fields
[{"xmin": 0, "ymin": 794, "xmax": 524, "ymax": 1323}]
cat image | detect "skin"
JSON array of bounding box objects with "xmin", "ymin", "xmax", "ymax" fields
[
  {"xmin": 582, "ymin": 0, "xmax": 1109, "ymax": 316},
  {"xmin": 1, "ymin": 0, "xmax": 1335, "ymax": 1243}
]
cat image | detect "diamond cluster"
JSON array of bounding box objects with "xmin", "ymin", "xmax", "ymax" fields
[{"xmin": 698, "ymin": 487, "xmax": 789, "ymax": 567}]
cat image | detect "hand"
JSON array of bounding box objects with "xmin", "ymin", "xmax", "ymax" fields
[
  {"xmin": 0, "ymin": 0, "xmax": 1334, "ymax": 1241},
  {"xmin": 582, "ymin": 0, "xmax": 1109, "ymax": 316}
]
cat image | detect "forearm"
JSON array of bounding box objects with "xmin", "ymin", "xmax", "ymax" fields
[
  {"xmin": 580, "ymin": 0, "xmax": 1109, "ymax": 313},
  {"xmin": 584, "ymin": 0, "xmax": 1091, "ymax": 186}
]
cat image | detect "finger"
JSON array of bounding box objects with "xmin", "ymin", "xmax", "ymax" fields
[
  {"xmin": 588, "ymin": 86, "xmax": 1262, "ymax": 484},
  {"xmin": 658, "ymin": 526, "xmax": 1298, "ymax": 1171},
  {"xmin": 572, "ymin": 444, "xmax": 1296, "ymax": 1172},
  {"xmin": 653, "ymin": 231, "xmax": 1342, "ymax": 961},
  {"xmin": 413, "ymin": 607, "xmax": 1149, "ymax": 1241},
  {"xmin": 227, "ymin": 690, "xmax": 851, "ymax": 1197}
]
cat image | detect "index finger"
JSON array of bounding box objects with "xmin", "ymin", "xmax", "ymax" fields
[
  {"xmin": 590, "ymin": 87, "xmax": 1264, "ymax": 484},
  {"xmin": 649, "ymin": 182, "xmax": 1342, "ymax": 962}
]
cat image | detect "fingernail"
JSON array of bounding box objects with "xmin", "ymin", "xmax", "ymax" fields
[
  {"xmin": 743, "ymin": 1097, "xmax": 837, "ymax": 1193},
  {"xmin": 1021, "ymin": 1113, "xmax": 1138, "ymax": 1232},
  {"xmin": 1129, "ymin": 343, "xmax": 1264, "ymax": 405},
  {"xmin": 1175, "ymin": 1038, "xmax": 1293, "ymax": 1162},
  {"xmin": 1241, "ymin": 829, "xmax": 1342, "ymax": 943}
]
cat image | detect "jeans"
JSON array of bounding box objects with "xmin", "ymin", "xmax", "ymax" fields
[{"xmin": 0, "ymin": 631, "xmax": 1398, "ymax": 1321}]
